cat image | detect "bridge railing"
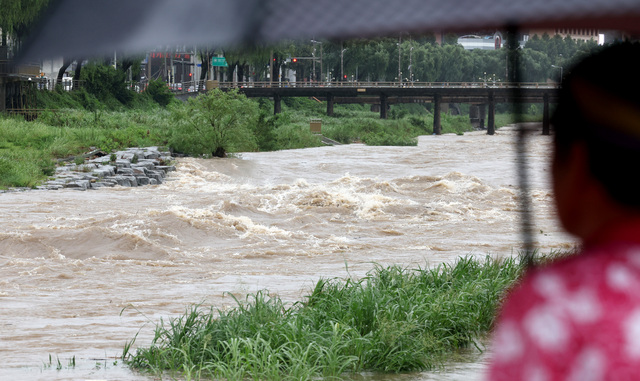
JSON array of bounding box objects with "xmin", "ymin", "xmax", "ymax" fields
[{"xmin": 164, "ymin": 80, "xmax": 557, "ymax": 94}]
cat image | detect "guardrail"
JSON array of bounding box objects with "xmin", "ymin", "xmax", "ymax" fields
[
  {"xmin": 166, "ymin": 80, "xmax": 558, "ymax": 94},
  {"xmin": 29, "ymin": 78, "xmax": 85, "ymax": 91},
  {"xmin": 18, "ymin": 77, "xmax": 557, "ymax": 95}
]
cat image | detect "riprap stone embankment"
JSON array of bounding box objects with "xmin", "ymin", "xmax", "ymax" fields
[{"xmin": 40, "ymin": 147, "xmax": 176, "ymax": 191}]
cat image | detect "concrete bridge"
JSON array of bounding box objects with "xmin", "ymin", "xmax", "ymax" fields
[{"xmin": 175, "ymin": 81, "xmax": 558, "ymax": 135}]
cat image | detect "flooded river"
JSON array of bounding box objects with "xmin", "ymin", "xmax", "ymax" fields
[{"xmin": 0, "ymin": 125, "xmax": 575, "ymax": 380}]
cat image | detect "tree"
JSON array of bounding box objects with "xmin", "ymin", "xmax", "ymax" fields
[
  {"xmin": 0, "ymin": 0, "xmax": 50, "ymax": 54},
  {"xmin": 362, "ymin": 40, "xmax": 390, "ymax": 81},
  {"xmin": 118, "ymin": 55, "xmax": 144, "ymax": 81},
  {"xmin": 469, "ymin": 49, "xmax": 505, "ymax": 82},
  {"xmin": 197, "ymin": 47, "xmax": 216, "ymax": 86},
  {"xmin": 519, "ymin": 48, "xmax": 551, "ymax": 82},
  {"xmin": 81, "ymin": 62, "xmax": 133, "ymax": 105},
  {"xmin": 438, "ymin": 44, "xmax": 472, "ymax": 82},
  {"xmin": 169, "ymin": 89, "xmax": 258, "ymax": 157},
  {"xmin": 145, "ymin": 79, "xmax": 174, "ymax": 107}
]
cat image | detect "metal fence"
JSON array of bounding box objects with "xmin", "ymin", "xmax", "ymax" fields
[{"xmin": 164, "ymin": 80, "xmax": 557, "ymax": 94}]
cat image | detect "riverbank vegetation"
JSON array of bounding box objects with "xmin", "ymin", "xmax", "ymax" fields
[
  {"xmin": 123, "ymin": 255, "xmax": 528, "ymax": 379},
  {"xmin": 1, "ymin": 72, "xmax": 541, "ymax": 189}
]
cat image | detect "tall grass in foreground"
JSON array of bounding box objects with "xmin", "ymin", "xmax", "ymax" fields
[{"xmin": 124, "ymin": 255, "xmax": 527, "ymax": 380}]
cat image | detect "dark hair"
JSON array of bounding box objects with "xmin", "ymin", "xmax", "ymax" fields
[{"xmin": 551, "ymin": 42, "xmax": 640, "ymax": 208}]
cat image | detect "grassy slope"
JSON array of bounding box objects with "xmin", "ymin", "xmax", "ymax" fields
[{"xmin": 124, "ymin": 256, "xmax": 527, "ymax": 379}]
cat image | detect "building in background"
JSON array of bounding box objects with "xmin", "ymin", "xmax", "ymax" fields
[
  {"xmin": 458, "ymin": 32, "xmax": 503, "ymax": 50},
  {"xmin": 524, "ymin": 28, "xmax": 601, "ymax": 43}
]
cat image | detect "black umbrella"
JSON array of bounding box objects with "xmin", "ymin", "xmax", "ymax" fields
[{"xmin": 18, "ymin": 0, "xmax": 640, "ymax": 61}]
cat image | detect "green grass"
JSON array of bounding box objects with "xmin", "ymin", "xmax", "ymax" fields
[
  {"xmin": 279, "ymin": 102, "xmax": 477, "ymax": 147},
  {"xmin": 123, "ymin": 255, "xmax": 528, "ymax": 380},
  {"xmin": 494, "ymin": 112, "xmax": 544, "ymax": 129},
  {"xmin": 0, "ymin": 111, "xmax": 175, "ymax": 189}
]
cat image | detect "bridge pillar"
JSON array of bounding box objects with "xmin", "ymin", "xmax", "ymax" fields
[
  {"xmin": 327, "ymin": 94, "xmax": 334, "ymax": 117},
  {"xmin": 380, "ymin": 94, "xmax": 388, "ymax": 119},
  {"xmin": 542, "ymin": 92, "xmax": 550, "ymax": 135},
  {"xmin": 274, "ymin": 94, "xmax": 281, "ymax": 115},
  {"xmin": 433, "ymin": 94, "xmax": 442, "ymax": 135},
  {"xmin": 487, "ymin": 92, "xmax": 495, "ymax": 135}
]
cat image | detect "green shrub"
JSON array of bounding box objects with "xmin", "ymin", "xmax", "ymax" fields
[
  {"xmin": 323, "ymin": 122, "xmax": 358, "ymax": 144},
  {"xmin": 388, "ymin": 107, "xmax": 408, "ymax": 120},
  {"xmin": 81, "ymin": 63, "xmax": 134, "ymax": 106},
  {"xmin": 253, "ymin": 112, "xmax": 280, "ymax": 151},
  {"xmin": 441, "ymin": 114, "xmax": 473, "ymax": 135},
  {"xmin": 168, "ymin": 89, "xmax": 259, "ymax": 157},
  {"xmin": 408, "ymin": 115, "xmax": 433, "ymax": 134},
  {"xmin": 145, "ymin": 79, "xmax": 175, "ymax": 107},
  {"xmin": 282, "ymin": 97, "xmax": 324, "ymax": 114},
  {"xmin": 273, "ymin": 122, "xmax": 322, "ymax": 150},
  {"xmin": 362, "ymin": 131, "xmax": 418, "ymax": 146}
]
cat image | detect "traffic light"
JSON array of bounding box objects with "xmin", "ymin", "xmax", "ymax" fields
[
  {"xmin": 343, "ymin": 75, "xmax": 347, "ymax": 80},
  {"xmin": 292, "ymin": 58, "xmax": 298, "ymax": 63}
]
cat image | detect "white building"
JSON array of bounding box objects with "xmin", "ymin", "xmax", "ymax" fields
[{"xmin": 458, "ymin": 33, "xmax": 503, "ymax": 50}]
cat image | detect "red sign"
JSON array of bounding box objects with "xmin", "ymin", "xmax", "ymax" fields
[{"xmin": 149, "ymin": 53, "xmax": 191, "ymax": 59}]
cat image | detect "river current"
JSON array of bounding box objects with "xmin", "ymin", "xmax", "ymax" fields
[{"xmin": 0, "ymin": 125, "xmax": 575, "ymax": 380}]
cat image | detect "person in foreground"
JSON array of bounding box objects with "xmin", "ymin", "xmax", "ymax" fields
[{"xmin": 488, "ymin": 42, "xmax": 640, "ymax": 380}]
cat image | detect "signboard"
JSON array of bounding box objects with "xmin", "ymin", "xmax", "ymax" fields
[
  {"xmin": 211, "ymin": 57, "xmax": 228, "ymax": 67},
  {"xmin": 150, "ymin": 52, "xmax": 191, "ymax": 59}
]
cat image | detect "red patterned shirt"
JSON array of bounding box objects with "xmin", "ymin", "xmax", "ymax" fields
[{"xmin": 488, "ymin": 221, "xmax": 640, "ymax": 380}]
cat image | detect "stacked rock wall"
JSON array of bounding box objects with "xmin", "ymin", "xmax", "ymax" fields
[{"xmin": 41, "ymin": 147, "xmax": 176, "ymax": 191}]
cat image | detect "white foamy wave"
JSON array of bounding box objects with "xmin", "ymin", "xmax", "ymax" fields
[
  {"xmin": 165, "ymin": 159, "xmax": 235, "ymax": 190},
  {"xmin": 258, "ymin": 175, "xmax": 416, "ymax": 221},
  {"xmin": 167, "ymin": 205, "xmax": 296, "ymax": 240}
]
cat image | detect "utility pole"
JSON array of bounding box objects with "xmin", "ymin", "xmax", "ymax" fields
[
  {"xmin": 311, "ymin": 40, "xmax": 323, "ymax": 83},
  {"xmin": 320, "ymin": 42, "xmax": 323, "ymax": 84},
  {"xmin": 398, "ymin": 36, "xmax": 402, "ymax": 86}
]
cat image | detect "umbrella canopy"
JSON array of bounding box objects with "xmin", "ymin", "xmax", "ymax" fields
[{"xmin": 18, "ymin": 0, "xmax": 640, "ymax": 61}]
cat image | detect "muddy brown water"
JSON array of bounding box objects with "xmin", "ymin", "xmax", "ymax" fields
[{"xmin": 0, "ymin": 126, "xmax": 575, "ymax": 380}]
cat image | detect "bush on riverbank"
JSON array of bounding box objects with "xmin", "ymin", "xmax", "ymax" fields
[
  {"xmin": 123, "ymin": 255, "xmax": 526, "ymax": 379},
  {"xmin": 169, "ymin": 89, "xmax": 260, "ymax": 157}
]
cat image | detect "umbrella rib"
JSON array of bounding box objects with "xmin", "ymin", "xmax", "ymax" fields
[{"xmin": 507, "ymin": 24, "xmax": 535, "ymax": 267}]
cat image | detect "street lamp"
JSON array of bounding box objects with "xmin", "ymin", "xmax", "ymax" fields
[
  {"xmin": 409, "ymin": 46, "xmax": 414, "ymax": 84},
  {"xmin": 311, "ymin": 39, "xmax": 323, "ymax": 83},
  {"xmin": 312, "ymin": 48, "xmax": 315, "ymax": 82},
  {"xmin": 551, "ymin": 64, "xmax": 563, "ymax": 81},
  {"xmin": 341, "ymin": 48, "xmax": 347, "ymax": 83},
  {"xmin": 480, "ymin": 71, "xmax": 487, "ymax": 87},
  {"xmin": 397, "ymin": 37, "xmax": 402, "ymax": 86}
]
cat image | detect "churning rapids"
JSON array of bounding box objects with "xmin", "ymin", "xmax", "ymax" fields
[{"xmin": 0, "ymin": 125, "xmax": 575, "ymax": 380}]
